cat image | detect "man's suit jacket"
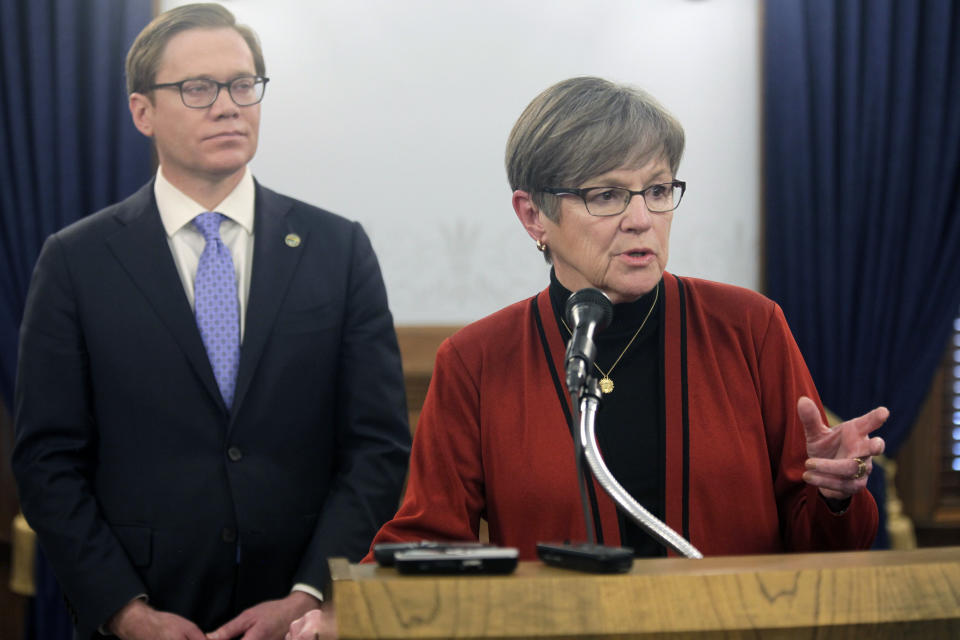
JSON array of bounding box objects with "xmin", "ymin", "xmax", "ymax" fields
[{"xmin": 12, "ymin": 180, "xmax": 411, "ymax": 639}]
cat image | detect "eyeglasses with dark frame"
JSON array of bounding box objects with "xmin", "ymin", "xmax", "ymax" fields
[
  {"xmin": 542, "ymin": 181, "xmax": 686, "ymax": 217},
  {"xmin": 148, "ymin": 75, "xmax": 270, "ymax": 109}
]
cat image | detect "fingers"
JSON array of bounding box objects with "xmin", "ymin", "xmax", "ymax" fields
[
  {"xmin": 184, "ymin": 624, "xmax": 207, "ymax": 640},
  {"xmin": 806, "ymin": 456, "xmax": 872, "ymax": 479},
  {"xmin": 287, "ymin": 614, "xmax": 305, "ymax": 638},
  {"xmin": 796, "ymin": 396, "xmax": 827, "ymax": 440},
  {"xmin": 286, "ymin": 618, "xmax": 308, "ymax": 640},
  {"xmin": 207, "ymin": 612, "xmax": 251, "ymax": 640},
  {"xmin": 109, "ymin": 603, "xmax": 206, "ymax": 640},
  {"xmin": 853, "ymin": 405, "xmax": 890, "ymax": 436},
  {"xmin": 802, "ymin": 470, "xmax": 869, "ymax": 498},
  {"xmin": 803, "ymin": 455, "xmax": 872, "ymax": 498},
  {"xmin": 286, "ymin": 609, "xmax": 334, "ymax": 640}
]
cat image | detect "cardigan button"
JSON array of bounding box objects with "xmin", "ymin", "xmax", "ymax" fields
[{"xmin": 227, "ymin": 446, "xmax": 243, "ymax": 462}]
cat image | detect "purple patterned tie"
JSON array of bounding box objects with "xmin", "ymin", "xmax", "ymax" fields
[{"xmin": 193, "ymin": 212, "xmax": 240, "ymax": 408}]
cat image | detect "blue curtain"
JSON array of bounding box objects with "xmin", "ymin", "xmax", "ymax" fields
[
  {"xmin": 0, "ymin": 0, "xmax": 153, "ymax": 636},
  {"xmin": 0, "ymin": 0, "xmax": 153, "ymax": 403},
  {"xmin": 764, "ymin": 0, "xmax": 960, "ymax": 548}
]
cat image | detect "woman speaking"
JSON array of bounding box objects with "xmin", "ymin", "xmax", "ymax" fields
[{"xmin": 287, "ymin": 76, "xmax": 887, "ymax": 638}]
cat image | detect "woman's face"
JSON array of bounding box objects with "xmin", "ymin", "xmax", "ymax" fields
[{"xmin": 541, "ymin": 157, "xmax": 674, "ymax": 303}]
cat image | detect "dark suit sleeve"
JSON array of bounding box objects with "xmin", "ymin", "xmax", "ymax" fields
[
  {"xmin": 12, "ymin": 234, "xmax": 147, "ymax": 638},
  {"xmin": 293, "ymin": 221, "xmax": 410, "ymax": 590}
]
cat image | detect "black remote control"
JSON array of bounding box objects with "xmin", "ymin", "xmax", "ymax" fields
[{"xmin": 536, "ymin": 542, "xmax": 634, "ymax": 573}]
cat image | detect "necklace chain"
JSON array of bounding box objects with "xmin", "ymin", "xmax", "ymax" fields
[{"xmin": 561, "ymin": 283, "xmax": 659, "ymax": 394}]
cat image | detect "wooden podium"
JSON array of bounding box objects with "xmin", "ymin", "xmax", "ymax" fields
[{"xmin": 329, "ymin": 546, "xmax": 960, "ymax": 638}]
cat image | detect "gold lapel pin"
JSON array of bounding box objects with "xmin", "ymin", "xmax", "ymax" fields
[{"xmin": 284, "ymin": 233, "xmax": 301, "ymax": 248}]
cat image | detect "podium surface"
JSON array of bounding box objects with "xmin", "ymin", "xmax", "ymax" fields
[{"xmin": 330, "ymin": 546, "xmax": 960, "ymax": 638}]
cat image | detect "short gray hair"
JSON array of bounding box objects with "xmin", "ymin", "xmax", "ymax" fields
[{"xmin": 506, "ymin": 76, "xmax": 685, "ymax": 222}]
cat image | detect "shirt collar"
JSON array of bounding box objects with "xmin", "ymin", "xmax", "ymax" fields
[{"xmin": 154, "ymin": 166, "xmax": 255, "ymax": 237}]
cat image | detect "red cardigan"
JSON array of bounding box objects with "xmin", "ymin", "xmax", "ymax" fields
[{"xmin": 368, "ymin": 273, "xmax": 877, "ymax": 560}]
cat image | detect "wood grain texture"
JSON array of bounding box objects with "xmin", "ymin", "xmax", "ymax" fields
[
  {"xmin": 330, "ymin": 547, "xmax": 960, "ymax": 638},
  {"xmin": 395, "ymin": 325, "xmax": 461, "ymax": 433},
  {"xmin": 395, "ymin": 326, "xmax": 462, "ymax": 376}
]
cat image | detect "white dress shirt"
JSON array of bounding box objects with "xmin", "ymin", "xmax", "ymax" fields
[
  {"xmin": 154, "ymin": 166, "xmax": 255, "ymax": 339},
  {"xmin": 151, "ymin": 167, "xmax": 325, "ymax": 604}
]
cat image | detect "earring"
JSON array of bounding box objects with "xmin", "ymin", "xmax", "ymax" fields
[{"xmin": 536, "ymin": 240, "xmax": 547, "ymax": 252}]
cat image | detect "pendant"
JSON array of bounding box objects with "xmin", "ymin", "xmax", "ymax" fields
[{"xmin": 599, "ymin": 376, "xmax": 614, "ymax": 394}]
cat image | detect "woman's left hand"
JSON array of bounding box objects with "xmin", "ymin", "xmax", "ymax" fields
[{"xmin": 796, "ymin": 396, "xmax": 887, "ymax": 500}]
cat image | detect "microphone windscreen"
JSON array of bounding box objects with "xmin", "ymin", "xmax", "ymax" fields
[{"xmin": 565, "ymin": 288, "xmax": 613, "ymax": 331}]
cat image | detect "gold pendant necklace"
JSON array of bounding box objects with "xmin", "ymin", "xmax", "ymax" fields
[
  {"xmin": 561, "ymin": 283, "xmax": 659, "ymax": 394},
  {"xmin": 599, "ymin": 375, "xmax": 616, "ymax": 395}
]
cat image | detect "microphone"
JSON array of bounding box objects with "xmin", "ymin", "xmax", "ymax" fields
[
  {"xmin": 564, "ymin": 288, "xmax": 613, "ymax": 395},
  {"xmin": 541, "ymin": 289, "xmax": 637, "ymax": 573},
  {"xmin": 543, "ymin": 286, "xmax": 704, "ymax": 569}
]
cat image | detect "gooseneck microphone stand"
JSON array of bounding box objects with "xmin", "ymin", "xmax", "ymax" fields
[
  {"xmin": 541, "ymin": 287, "xmax": 702, "ymax": 571},
  {"xmin": 568, "ymin": 382, "xmax": 598, "ymax": 545},
  {"xmin": 576, "ymin": 375, "xmax": 703, "ymax": 559}
]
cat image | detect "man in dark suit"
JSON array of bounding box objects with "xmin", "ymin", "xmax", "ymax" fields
[{"xmin": 11, "ymin": 4, "xmax": 410, "ymax": 639}]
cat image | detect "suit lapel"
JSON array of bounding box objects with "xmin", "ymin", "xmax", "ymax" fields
[
  {"xmin": 105, "ymin": 182, "xmax": 225, "ymax": 410},
  {"xmin": 231, "ymin": 183, "xmax": 306, "ymax": 421}
]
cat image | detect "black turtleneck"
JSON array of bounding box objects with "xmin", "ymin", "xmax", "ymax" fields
[{"xmin": 548, "ymin": 269, "xmax": 665, "ymax": 557}]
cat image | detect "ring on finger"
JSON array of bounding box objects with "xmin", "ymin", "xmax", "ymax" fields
[{"xmin": 853, "ymin": 456, "xmax": 867, "ymax": 480}]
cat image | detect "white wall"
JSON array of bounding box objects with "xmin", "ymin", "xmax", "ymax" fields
[{"xmin": 162, "ymin": 0, "xmax": 761, "ymax": 324}]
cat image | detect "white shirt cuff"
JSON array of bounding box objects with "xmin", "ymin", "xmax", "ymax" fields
[{"xmin": 292, "ymin": 583, "xmax": 324, "ymax": 603}]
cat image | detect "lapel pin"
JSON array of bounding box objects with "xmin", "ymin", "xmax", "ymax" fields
[{"xmin": 284, "ymin": 233, "xmax": 301, "ymax": 248}]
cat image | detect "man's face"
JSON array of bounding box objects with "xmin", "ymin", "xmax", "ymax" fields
[{"xmin": 130, "ymin": 27, "xmax": 260, "ymax": 188}]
